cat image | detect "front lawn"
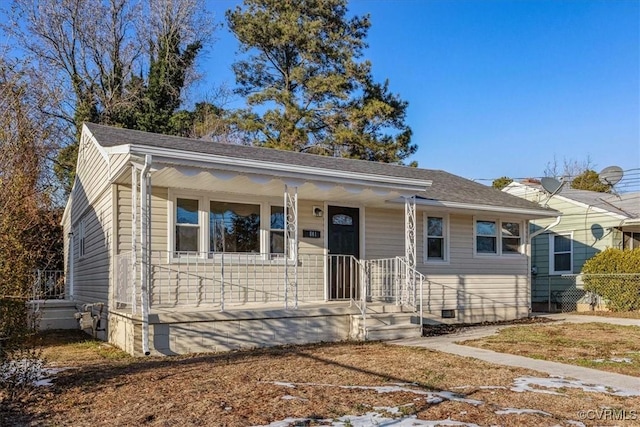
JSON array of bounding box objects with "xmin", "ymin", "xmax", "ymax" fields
[
  {"xmin": 1, "ymin": 330, "xmax": 639, "ymax": 426},
  {"xmin": 462, "ymin": 322, "xmax": 640, "ymax": 377}
]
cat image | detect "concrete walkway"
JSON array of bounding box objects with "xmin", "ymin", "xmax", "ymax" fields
[{"xmin": 391, "ymin": 313, "xmax": 640, "ymax": 393}]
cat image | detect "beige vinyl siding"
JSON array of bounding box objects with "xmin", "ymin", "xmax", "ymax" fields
[
  {"xmin": 364, "ymin": 207, "xmax": 404, "ymax": 259},
  {"xmin": 70, "ymin": 135, "xmax": 110, "ymax": 226},
  {"xmin": 418, "ymin": 213, "xmax": 529, "ymax": 322},
  {"xmin": 108, "ymin": 153, "xmax": 130, "ymax": 181},
  {"xmin": 73, "ymin": 188, "xmax": 112, "ymax": 304},
  {"xmin": 362, "ymin": 208, "xmax": 529, "ymax": 322}
]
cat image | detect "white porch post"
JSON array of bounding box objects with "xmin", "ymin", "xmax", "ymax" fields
[
  {"xmin": 131, "ymin": 164, "xmax": 138, "ymax": 315},
  {"xmin": 284, "ymin": 184, "xmax": 299, "ymax": 309},
  {"xmin": 140, "ymin": 155, "xmax": 152, "ymax": 355},
  {"xmin": 403, "ymin": 195, "xmax": 417, "ymax": 306}
]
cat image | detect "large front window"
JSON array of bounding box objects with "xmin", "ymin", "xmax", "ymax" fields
[{"xmin": 209, "ymin": 201, "xmax": 260, "ymax": 253}]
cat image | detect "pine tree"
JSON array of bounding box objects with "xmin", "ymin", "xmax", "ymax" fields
[{"xmin": 227, "ymin": 0, "xmax": 416, "ymax": 163}]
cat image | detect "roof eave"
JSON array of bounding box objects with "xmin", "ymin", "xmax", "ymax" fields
[
  {"xmin": 127, "ymin": 144, "xmax": 432, "ymax": 193},
  {"xmin": 390, "ymin": 197, "xmax": 558, "ymax": 218}
]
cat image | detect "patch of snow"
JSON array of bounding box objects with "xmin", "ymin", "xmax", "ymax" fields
[
  {"xmin": 592, "ymin": 357, "xmax": 632, "ymax": 364},
  {"xmin": 281, "ymin": 395, "xmax": 308, "ymax": 401},
  {"xmin": 566, "ymin": 421, "xmax": 586, "ymax": 427},
  {"xmin": 610, "ymin": 357, "xmax": 632, "ymax": 363},
  {"xmin": 495, "ymin": 408, "xmax": 551, "ymax": 416},
  {"xmin": 271, "ymin": 381, "xmax": 296, "ymax": 388},
  {"xmin": 265, "ymin": 381, "xmax": 484, "ymax": 405},
  {"xmin": 511, "ymin": 376, "xmax": 640, "ymax": 397},
  {"xmin": 252, "ymin": 414, "xmax": 481, "ymax": 427}
]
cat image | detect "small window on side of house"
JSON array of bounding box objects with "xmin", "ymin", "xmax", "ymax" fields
[{"xmin": 425, "ymin": 216, "xmax": 447, "ymax": 261}]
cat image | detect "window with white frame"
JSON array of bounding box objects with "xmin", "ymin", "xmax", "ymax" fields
[
  {"xmin": 474, "ymin": 218, "xmax": 524, "ymax": 256},
  {"xmin": 270, "ymin": 206, "xmax": 285, "ymax": 254},
  {"xmin": 209, "ymin": 201, "xmax": 260, "ymax": 253},
  {"xmin": 550, "ymin": 233, "xmax": 572, "ymax": 274},
  {"xmin": 476, "ymin": 220, "xmax": 497, "ymax": 254},
  {"xmin": 425, "ymin": 215, "xmax": 447, "ymax": 261},
  {"xmin": 175, "ymin": 198, "xmax": 200, "ymax": 253},
  {"xmin": 77, "ymin": 218, "xmax": 87, "ymax": 258},
  {"xmin": 501, "ymin": 222, "xmax": 522, "ymax": 254}
]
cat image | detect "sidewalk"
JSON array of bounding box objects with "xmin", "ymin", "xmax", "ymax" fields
[{"xmin": 390, "ymin": 313, "xmax": 640, "ymax": 393}]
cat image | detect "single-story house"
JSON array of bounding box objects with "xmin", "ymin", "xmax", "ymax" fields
[
  {"xmin": 503, "ymin": 179, "xmax": 640, "ymax": 310},
  {"xmin": 61, "ymin": 123, "xmax": 556, "ymax": 355}
]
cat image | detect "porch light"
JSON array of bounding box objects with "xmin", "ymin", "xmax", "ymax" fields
[{"xmin": 313, "ymin": 206, "xmax": 323, "ymax": 217}]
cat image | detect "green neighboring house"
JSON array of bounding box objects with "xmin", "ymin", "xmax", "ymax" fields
[{"xmin": 504, "ymin": 179, "xmax": 640, "ymax": 310}]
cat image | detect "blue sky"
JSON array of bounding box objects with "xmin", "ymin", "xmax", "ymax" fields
[{"xmin": 197, "ymin": 0, "xmax": 640, "ymax": 189}]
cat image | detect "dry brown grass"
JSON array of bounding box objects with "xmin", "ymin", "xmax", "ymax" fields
[
  {"xmin": 1, "ymin": 330, "xmax": 639, "ymax": 426},
  {"xmin": 571, "ymin": 310, "xmax": 640, "ymax": 319},
  {"xmin": 463, "ymin": 322, "xmax": 640, "ymax": 377}
]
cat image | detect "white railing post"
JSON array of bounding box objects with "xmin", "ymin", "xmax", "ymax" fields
[
  {"xmin": 284, "ymin": 184, "xmax": 298, "ymax": 309},
  {"xmin": 131, "ymin": 164, "xmax": 138, "ymax": 315},
  {"xmin": 220, "ymin": 253, "xmax": 225, "ymax": 311},
  {"xmin": 404, "ymin": 195, "xmax": 416, "ymax": 306}
]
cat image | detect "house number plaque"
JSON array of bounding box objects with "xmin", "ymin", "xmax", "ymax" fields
[{"xmin": 303, "ymin": 229, "xmax": 321, "ymax": 238}]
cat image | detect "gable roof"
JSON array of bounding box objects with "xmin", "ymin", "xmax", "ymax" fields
[
  {"xmin": 509, "ymin": 181, "xmax": 639, "ymax": 219},
  {"xmin": 84, "ymin": 123, "xmax": 555, "ymax": 216}
]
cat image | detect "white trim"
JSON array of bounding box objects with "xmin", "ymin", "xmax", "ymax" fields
[
  {"xmin": 473, "ymin": 216, "xmax": 526, "ymax": 258},
  {"xmin": 168, "ymin": 190, "xmax": 290, "ymax": 262},
  {"xmin": 549, "ymin": 232, "xmax": 574, "ymax": 275},
  {"xmin": 423, "ymin": 212, "xmax": 450, "ymax": 264},
  {"xmin": 392, "ymin": 197, "xmax": 557, "ymax": 218},
  {"xmin": 130, "ymin": 145, "xmax": 431, "ymax": 192}
]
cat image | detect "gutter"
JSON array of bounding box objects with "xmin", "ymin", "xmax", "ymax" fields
[{"xmin": 140, "ymin": 154, "xmax": 152, "ymax": 356}]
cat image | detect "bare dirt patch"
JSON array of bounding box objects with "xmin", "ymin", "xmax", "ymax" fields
[
  {"xmin": 462, "ymin": 322, "xmax": 640, "ymax": 377},
  {"xmin": 2, "ymin": 330, "xmax": 639, "ymax": 426}
]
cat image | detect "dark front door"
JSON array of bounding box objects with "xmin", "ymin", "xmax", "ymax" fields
[{"xmin": 327, "ymin": 206, "xmax": 360, "ymax": 300}]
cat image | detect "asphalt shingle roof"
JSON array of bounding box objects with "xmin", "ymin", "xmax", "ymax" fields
[
  {"xmin": 518, "ymin": 181, "xmax": 639, "ymax": 219},
  {"xmin": 85, "ymin": 122, "xmax": 552, "ymax": 213}
]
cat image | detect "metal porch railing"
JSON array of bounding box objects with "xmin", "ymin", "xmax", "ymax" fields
[
  {"xmin": 32, "ymin": 270, "xmax": 65, "ymax": 300},
  {"xmin": 114, "ymin": 252, "xmax": 423, "ymax": 320}
]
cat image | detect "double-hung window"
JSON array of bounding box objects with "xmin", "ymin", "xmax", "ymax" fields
[
  {"xmin": 175, "ymin": 198, "xmax": 200, "ymax": 253},
  {"xmin": 501, "ymin": 222, "xmax": 522, "ymax": 254},
  {"xmin": 425, "ymin": 215, "xmax": 447, "ymax": 262},
  {"xmin": 476, "ymin": 220, "xmax": 497, "ymax": 254},
  {"xmin": 550, "ymin": 233, "xmax": 572, "ymax": 274},
  {"xmin": 475, "ymin": 218, "xmax": 524, "ymax": 256}
]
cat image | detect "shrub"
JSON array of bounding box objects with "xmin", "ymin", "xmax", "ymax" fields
[{"xmin": 581, "ymin": 248, "xmax": 640, "ymax": 311}]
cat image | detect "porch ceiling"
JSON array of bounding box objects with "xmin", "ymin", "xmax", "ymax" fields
[{"xmin": 127, "ymin": 164, "xmax": 409, "ymax": 207}]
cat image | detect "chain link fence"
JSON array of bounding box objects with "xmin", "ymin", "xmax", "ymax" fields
[{"xmin": 532, "ymin": 273, "xmax": 640, "ymax": 313}]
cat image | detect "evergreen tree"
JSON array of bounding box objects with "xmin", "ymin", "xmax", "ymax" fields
[{"xmin": 227, "ymin": 0, "xmax": 416, "ymax": 163}]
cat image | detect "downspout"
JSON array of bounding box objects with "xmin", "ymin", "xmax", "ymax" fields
[
  {"xmin": 527, "ymin": 215, "xmax": 562, "ymax": 314},
  {"xmin": 140, "ymin": 155, "xmax": 152, "ymax": 356}
]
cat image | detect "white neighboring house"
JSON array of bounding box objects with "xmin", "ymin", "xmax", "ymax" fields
[
  {"xmin": 504, "ymin": 180, "xmax": 640, "ymax": 310},
  {"xmin": 61, "ymin": 123, "xmax": 556, "ymax": 356}
]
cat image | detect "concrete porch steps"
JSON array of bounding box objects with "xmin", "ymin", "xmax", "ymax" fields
[{"xmin": 350, "ymin": 306, "xmax": 422, "ymax": 341}]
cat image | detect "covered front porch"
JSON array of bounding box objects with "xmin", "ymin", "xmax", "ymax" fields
[{"xmin": 109, "ymin": 151, "xmax": 431, "ymax": 354}]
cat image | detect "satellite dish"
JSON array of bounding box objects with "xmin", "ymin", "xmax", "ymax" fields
[
  {"xmin": 540, "ymin": 177, "xmax": 566, "ymax": 207},
  {"xmin": 540, "ymin": 177, "xmax": 563, "ymax": 194},
  {"xmin": 599, "ymin": 166, "xmax": 624, "ymax": 186}
]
